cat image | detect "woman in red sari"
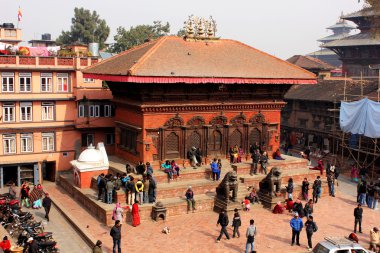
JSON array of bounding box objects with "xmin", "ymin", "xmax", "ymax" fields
[{"xmin": 132, "ymin": 200, "xmax": 140, "ymax": 227}]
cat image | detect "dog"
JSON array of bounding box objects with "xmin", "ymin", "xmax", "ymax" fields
[{"xmin": 162, "ymin": 226, "xmax": 170, "ymax": 234}]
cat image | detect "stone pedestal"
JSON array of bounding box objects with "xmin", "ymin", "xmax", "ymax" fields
[
  {"xmin": 151, "ymin": 202, "xmax": 167, "ymax": 221},
  {"xmin": 213, "ymin": 197, "xmax": 242, "ymax": 213},
  {"xmin": 257, "ymin": 191, "xmax": 284, "ymax": 210}
]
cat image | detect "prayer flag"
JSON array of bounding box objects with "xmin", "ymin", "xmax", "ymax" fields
[{"xmin": 18, "ymin": 7, "xmax": 22, "ymax": 22}]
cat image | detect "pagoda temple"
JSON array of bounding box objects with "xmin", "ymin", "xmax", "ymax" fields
[
  {"xmin": 83, "ymin": 32, "xmax": 315, "ymax": 164},
  {"xmin": 324, "ymin": 7, "xmax": 380, "ymax": 79},
  {"xmin": 308, "ymin": 15, "xmax": 355, "ymax": 67}
]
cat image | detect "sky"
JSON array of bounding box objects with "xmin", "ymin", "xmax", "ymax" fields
[{"xmin": 1, "ymin": 0, "xmax": 364, "ymax": 59}]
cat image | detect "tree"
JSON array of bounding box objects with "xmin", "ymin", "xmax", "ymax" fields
[
  {"xmin": 110, "ymin": 21, "xmax": 170, "ymax": 53},
  {"xmin": 57, "ymin": 7, "xmax": 110, "ymax": 49}
]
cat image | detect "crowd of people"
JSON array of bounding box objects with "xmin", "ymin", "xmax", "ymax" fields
[{"xmin": 96, "ymin": 162, "xmax": 157, "ymax": 206}]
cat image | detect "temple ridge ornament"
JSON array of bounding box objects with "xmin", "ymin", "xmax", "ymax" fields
[{"xmin": 184, "ymin": 15, "xmax": 218, "ymax": 40}]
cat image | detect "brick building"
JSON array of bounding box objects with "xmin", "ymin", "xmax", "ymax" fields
[
  {"xmin": 83, "ymin": 36, "xmax": 315, "ymax": 165},
  {"xmin": 0, "ymin": 26, "xmax": 114, "ymax": 187}
]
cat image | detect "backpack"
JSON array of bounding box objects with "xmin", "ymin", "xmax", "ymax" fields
[{"xmin": 313, "ymin": 222, "xmax": 318, "ymax": 232}]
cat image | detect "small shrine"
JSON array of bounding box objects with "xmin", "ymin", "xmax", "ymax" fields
[{"xmin": 70, "ymin": 143, "xmax": 109, "ymax": 188}]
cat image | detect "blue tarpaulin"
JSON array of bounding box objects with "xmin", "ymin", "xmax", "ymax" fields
[{"xmin": 340, "ymin": 98, "xmax": 380, "ymax": 138}]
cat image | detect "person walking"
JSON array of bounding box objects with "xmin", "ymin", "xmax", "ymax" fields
[
  {"xmin": 20, "ymin": 184, "xmax": 30, "ymax": 208},
  {"xmin": 92, "ymin": 240, "xmax": 103, "ymax": 253},
  {"xmin": 358, "ymin": 181, "xmax": 367, "ymax": 206},
  {"xmin": 260, "ymin": 151, "xmax": 269, "ymax": 175},
  {"xmin": 42, "ymin": 193, "xmax": 52, "ymax": 222},
  {"xmin": 245, "ymin": 219, "xmax": 257, "ymax": 253},
  {"xmin": 305, "ymin": 216, "xmax": 318, "ymax": 251},
  {"xmin": 302, "ymin": 178, "xmax": 310, "ymax": 201},
  {"xmin": 327, "ymin": 171, "xmax": 336, "ymax": 197},
  {"xmin": 134, "ymin": 178, "xmax": 144, "ymax": 205},
  {"xmin": 367, "ymin": 182, "xmax": 376, "ymax": 209},
  {"xmin": 286, "ymin": 178, "xmax": 294, "ymax": 200},
  {"xmin": 8, "ymin": 182, "xmax": 17, "ymax": 200},
  {"xmin": 369, "ymin": 227, "xmax": 380, "ymax": 252},
  {"xmin": 251, "ymin": 149, "xmax": 260, "ymax": 175},
  {"xmin": 216, "ymin": 210, "xmax": 230, "ymax": 242},
  {"xmin": 97, "ymin": 173, "xmax": 105, "ymax": 201},
  {"xmin": 354, "ymin": 204, "xmax": 363, "ymax": 233},
  {"xmin": 148, "ymin": 174, "xmax": 156, "ymax": 203},
  {"xmin": 106, "ymin": 178, "xmax": 114, "ymax": 204},
  {"xmin": 132, "ymin": 200, "xmax": 140, "ymax": 227},
  {"xmin": 113, "ymin": 203, "xmax": 124, "ymax": 225},
  {"xmin": 312, "ymin": 176, "xmax": 322, "ymax": 204},
  {"xmin": 232, "ymin": 208, "xmax": 241, "ymax": 238},
  {"xmin": 110, "ymin": 220, "xmax": 121, "ymax": 253},
  {"xmin": 304, "ymin": 199, "xmax": 314, "ymax": 218},
  {"xmin": 290, "ymin": 212, "xmax": 303, "ymax": 246},
  {"xmin": 143, "ymin": 176, "xmax": 149, "ymax": 204},
  {"xmin": 185, "ymin": 186, "xmax": 196, "ymax": 213}
]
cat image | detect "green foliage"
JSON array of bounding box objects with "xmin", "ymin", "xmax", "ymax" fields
[
  {"xmin": 176, "ymin": 28, "xmax": 186, "ymax": 37},
  {"xmin": 110, "ymin": 21, "xmax": 170, "ymax": 53},
  {"xmin": 56, "ymin": 7, "xmax": 110, "ymax": 49}
]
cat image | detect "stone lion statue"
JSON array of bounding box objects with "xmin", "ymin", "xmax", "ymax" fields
[
  {"xmin": 259, "ymin": 167, "xmax": 282, "ymax": 196},
  {"xmin": 216, "ymin": 171, "xmax": 238, "ymax": 203}
]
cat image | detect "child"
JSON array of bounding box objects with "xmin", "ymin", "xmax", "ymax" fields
[
  {"xmin": 243, "ymin": 197, "xmax": 251, "ymax": 211},
  {"xmin": 232, "ymin": 208, "xmax": 241, "ymax": 238}
]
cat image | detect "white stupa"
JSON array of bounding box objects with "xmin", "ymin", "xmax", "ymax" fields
[{"xmin": 71, "ymin": 142, "xmax": 109, "ymax": 188}]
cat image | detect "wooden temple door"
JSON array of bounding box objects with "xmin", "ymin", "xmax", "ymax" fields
[
  {"xmin": 249, "ymin": 128, "xmax": 261, "ymax": 147},
  {"xmin": 208, "ymin": 129, "xmax": 223, "ymax": 157},
  {"xmin": 230, "ymin": 129, "xmax": 243, "ymax": 148},
  {"xmin": 164, "ymin": 131, "xmax": 180, "ymax": 159},
  {"xmin": 162, "ymin": 114, "xmax": 185, "ymax": 160}
]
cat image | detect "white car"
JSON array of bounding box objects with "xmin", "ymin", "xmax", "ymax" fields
[{"xmin": 312, "ymin": 237, "xmax": 375, "ymax": 253}]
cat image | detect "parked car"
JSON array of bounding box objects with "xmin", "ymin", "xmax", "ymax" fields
[{"xmin": 312, "ymin": 237, "xmax": 375, "ymax": 253}]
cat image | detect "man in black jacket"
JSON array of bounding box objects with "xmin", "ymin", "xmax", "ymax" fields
[
  {"xmin": 110, "ymin": 220, "xmax": 121, "ymax": 253},
  {"xmin": 354, "ymin": 204, "xmax": 363, "ymax": 233},
  {"xmin": 42, "ymin": 193, "xmax": 52, "ymax": 222},
  {"xmin": 216, "ymin": 210, "xmax": 230, "ymax": 242}
]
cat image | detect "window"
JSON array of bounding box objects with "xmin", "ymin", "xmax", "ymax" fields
[
  {"xmin": 40, "ymin": 73, "xmax": 52, "ymax": 92},
  {"xmin": 57, "ymin": 73, "xmax": 69, "ymax": 92},
  {"xmin": 105, "ymin": 133, "xmax": 115, "ymax": 145},
  {"xmin": 83, "ymin": 78, "xmax": 94, "ymax": 83},
  {"xmin": 19, "ymin": 73, "xmax": 31, "ymax": 92},
  {"xmin": 3, "ymin": 134, "xmax": 16, "ymax": 154},
  {"xmin": 21, "ymin": 133, "xmax": 33, "ymax": 152},
  {"xmin": 41, "ymin": 102, "xmax": 54, "ymax": 120},
  {"xmin": 2, "ymin": 102, "xmax": 15, "ymax": 122},
  {"xmin": 89, "ymin": 105, "xmax": 100, "ymax": 117},
  {"xmin": 298, "ymin": 119, "xmax": 308, "ymax": 128},
  {"xmin": 2, "ymin": 72, "xmax": 14, "ymax": 92},
  {"xmin": 120, "ymin": 127, "xmax": 137, "ymax": 153},
  {"xmin": 104, "ymin": 105, "xmax": 111, "ymax": 117},
  {"xmin": 4, "ymin": 29, "xmax": 16, "ymax": 37},
  {"xmin": 78, "ymin": 105, "xmax": 85, "ymax": 117},
  {"xmin": 81, "ymin": 133, "xmax": 94, "ymax": 147},
  {"xmin": 20, "ymin": 102, "xmax": 32, "ymax": 121},
  {"xmin": 42, "ymin": 133, "xmax": 54, "ymax": 151}
]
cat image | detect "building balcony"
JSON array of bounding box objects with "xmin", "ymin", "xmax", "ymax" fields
[
  {"xmin": 0, "ymin": 93, "xmax": 75, "ymax": 101},
  {"xmin": 0, "ymin": 120, "xmax": 76, "ymax": 131},
  {"xmin": 75, "ymin": 117, "xmax": 115, "ymax": 129},
  {"xmin": 0, "ymin": 55, "xmax": 99, "ymax": 70}
]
